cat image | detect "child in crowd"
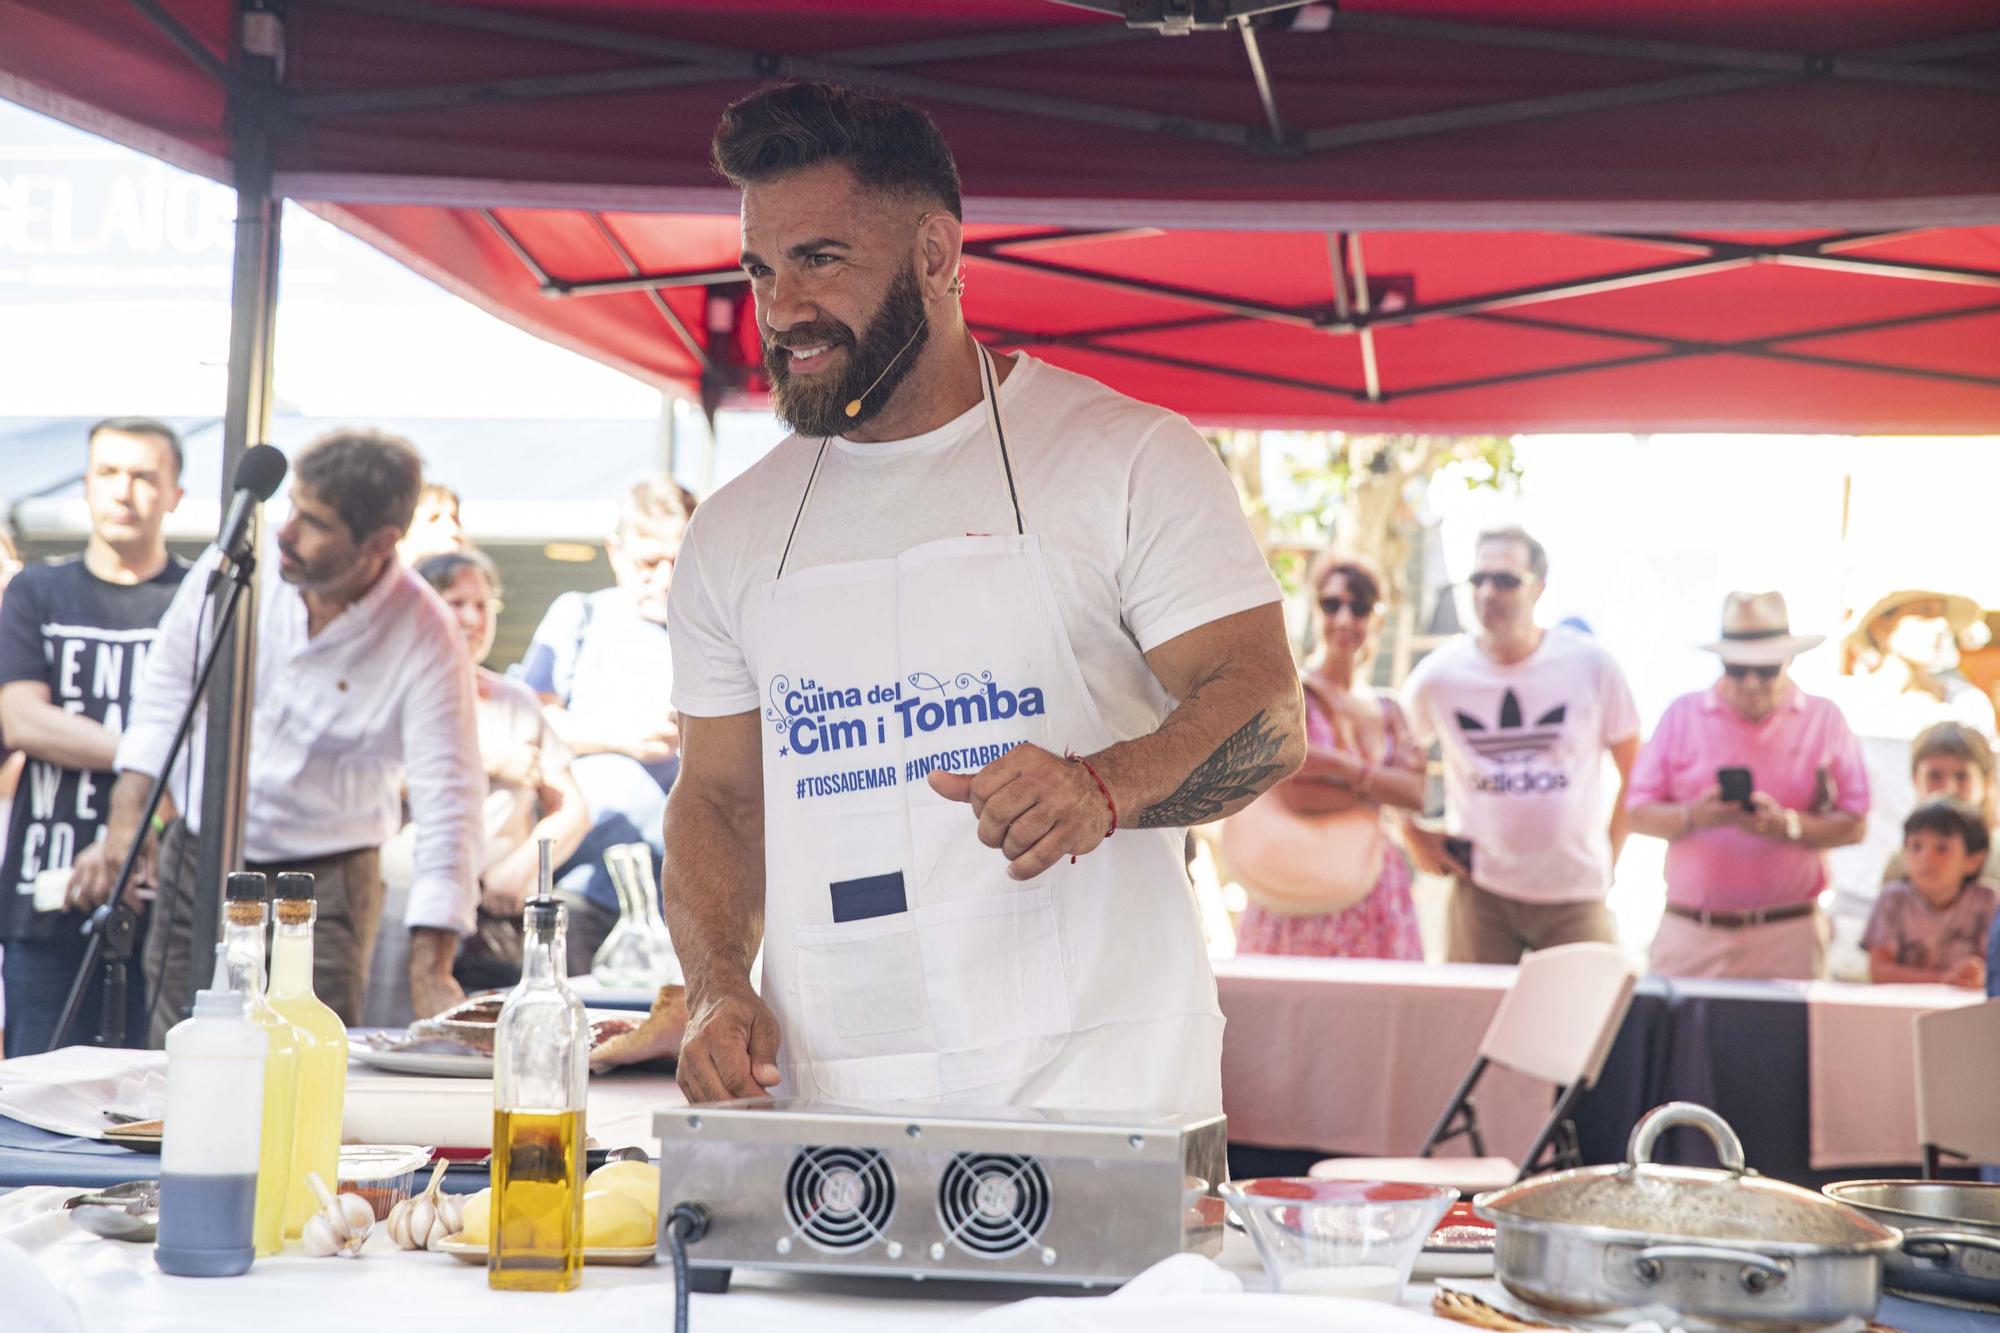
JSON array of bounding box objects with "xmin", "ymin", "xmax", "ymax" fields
[
  {"xmin": 1866, "ymin": 797, "xmax": 1998, "ymax": 989},
  {"xmin": 1877, "ymin": 722, "xmax": 1995, "ymax": 887}
]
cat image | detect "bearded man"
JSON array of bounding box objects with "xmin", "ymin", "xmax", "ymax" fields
[{"xmin": 593, "ymin": 82, "xmax": 1304, "ymax": 1117}]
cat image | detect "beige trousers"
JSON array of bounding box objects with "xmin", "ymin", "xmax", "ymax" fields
[{"xmin": 1647, "ymin": 908, "xmax": 1826, "ymax": 981}]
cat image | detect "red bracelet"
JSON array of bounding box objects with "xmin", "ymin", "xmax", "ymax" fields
[{"xmin": 1067, "ymin": 752, "xmax": 1117, "ymax": 862}]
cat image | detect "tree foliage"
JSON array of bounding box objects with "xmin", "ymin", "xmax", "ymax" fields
[{"xmin": 1209, "ymin": 430, "xmax": 1522, "ymax": 604}]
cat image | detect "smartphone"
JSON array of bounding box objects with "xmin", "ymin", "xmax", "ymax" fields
[
  {"xmin": 1717, "ymin": 767, "xmax": 1755, "ymax": 813},
  {"xmin": 1442, "ymin": 836, "xmax": 1474, "ymax": 876}
]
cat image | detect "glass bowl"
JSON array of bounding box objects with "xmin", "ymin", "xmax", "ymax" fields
[{"xmin": 1221, "ymin": 1177, "xmax": 1458, "ymax": 1302}]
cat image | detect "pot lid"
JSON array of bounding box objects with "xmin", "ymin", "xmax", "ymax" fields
[{"xmin": 1477, "ymin": 1103, "xmax": 1898, "ymax": 1250}]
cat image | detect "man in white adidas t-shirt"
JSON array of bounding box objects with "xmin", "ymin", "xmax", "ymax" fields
[
  {"xmin": 1402, "ymin": 526, "xmax": 1641, "ymax": 963},
  {"xmin": 592, "ymin": 83, "xmax": 1303, "ymax": 1114}
]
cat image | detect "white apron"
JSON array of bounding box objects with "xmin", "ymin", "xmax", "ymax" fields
[{"xmin": 741, "ymin": 348, "xmax": 1223, "ymax": 1115}]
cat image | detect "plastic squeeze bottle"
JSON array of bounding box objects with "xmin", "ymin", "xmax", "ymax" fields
[
  {"xmin": 267, "ymin": 870, "xmax": 349, "ymax": 1239},
  {"xmin": 156, "ymin": 951, "xmax": 268, "ymax": 1277},
  {"xmin": 490, "ymin": 841, "xmax": 589, "ymax": 1292},
  {"xmin": 220, "ymin": 871, "xmax": 301, "ymax": 1257}
]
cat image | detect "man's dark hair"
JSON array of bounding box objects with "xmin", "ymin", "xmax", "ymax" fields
[
  {"xmin": 294, "ymin": 428, "xmax": 424, "ymax": 542},
  {"xmin": 1904, "ymin": 796, "xmax": 1991, "ymax": 877},
  {"xmin": 1476, "ymin": 524, "xmax": 1550, "ymax": 581},
  {"xmin": 712, "ymin": 81, "xmax": 963, "ymax": 218},
  {"xmin": 88, "ymin": 416, "xmax": 184, "ymax": 479}
]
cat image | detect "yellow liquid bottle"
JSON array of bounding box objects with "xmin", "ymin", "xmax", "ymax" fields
[
  {"xmin": 221, "ymin": 872, "xmax": 300, "ymax": 1258},
  {"xmin": 490, "ymin": 842, "xmax": 589, "ymax": 1293},
  {"xmin": 268, "ymin": 872, "xmax": 349, "ymax": 1241}
]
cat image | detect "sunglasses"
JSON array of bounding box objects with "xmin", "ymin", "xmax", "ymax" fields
[
  {"xmin": 1723, "ymin": 663, "xmax": 1783, "ymax": 681},
  {"xmin": 1318, "ymin": 595, "xmax": 1381, "ymax": 619},
  {"xmin": 1467, "ymin": 571, "xmax": 1526, "ymax": 591}
]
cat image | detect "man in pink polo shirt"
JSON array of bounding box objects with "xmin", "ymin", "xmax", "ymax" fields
[{"xmin": 1627, "ymin": 591, "xmax": 1870, "ymax": 980}]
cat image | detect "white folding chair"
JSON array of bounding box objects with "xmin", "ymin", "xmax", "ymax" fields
[
  {"xmin": 1915, "ymin": 997, "xmax": 2000, "ymax": 1178},
  {"xmin": 1309, "ymin": 942, "xmax": 1637, "ymax": 1194}
]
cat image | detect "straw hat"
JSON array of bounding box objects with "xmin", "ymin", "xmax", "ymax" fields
[
  {"xmin": 1700, "ymin": 591, "xmax": 1825, "ymax": 666},
  {"xmin": 1840, "ymin": 589, "xmax": 1986, "ymax": 656}
]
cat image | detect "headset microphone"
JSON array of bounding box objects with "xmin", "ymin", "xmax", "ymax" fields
[{"xmin": 843, "ymin": 313, "xmax": 931, "ymax": 420}]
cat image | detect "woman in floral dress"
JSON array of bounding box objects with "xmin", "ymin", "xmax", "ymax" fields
[{"xmin": 1235, "ymin": 554, "xmax": 1427, "ymax": 959}]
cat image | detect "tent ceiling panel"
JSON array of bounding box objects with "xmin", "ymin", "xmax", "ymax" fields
[{"xmin": 4, "ymin": 0, "xmax": 1998, "ymax": 430}]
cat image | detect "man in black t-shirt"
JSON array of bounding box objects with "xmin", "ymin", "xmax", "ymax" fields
[{"xmin": 0, "ymin": 418, "xmax": 188, "ymax": 1055}]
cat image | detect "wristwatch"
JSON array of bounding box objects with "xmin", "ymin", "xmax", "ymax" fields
[{"xmin": 1782, "ymin": 809, "xmax": 1803, "ymax": 842}]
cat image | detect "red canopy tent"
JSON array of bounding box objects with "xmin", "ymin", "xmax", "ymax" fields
[
  {"xmin": 3, "ymin": 0, "xmax": 1995, "ymax": 1000},
  {"xmin": 3, "ymin": 0, "xmax": 1998, "ymax": 432}
]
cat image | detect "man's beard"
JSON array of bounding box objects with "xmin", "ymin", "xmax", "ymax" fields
[{"xmin": 764, "ymin": 263, "xmax": 928, "ymax": 438}]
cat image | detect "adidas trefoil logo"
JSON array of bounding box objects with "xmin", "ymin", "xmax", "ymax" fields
[{"xmin": 1456, "ymin": 689, "xmax": 1567, "ymax": 763}]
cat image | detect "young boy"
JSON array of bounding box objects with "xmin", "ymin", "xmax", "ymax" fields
[{"xmin": 1866, "ymin": 797, "xmax": 1998, "ymax": 989}]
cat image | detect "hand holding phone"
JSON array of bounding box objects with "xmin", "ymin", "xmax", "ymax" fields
[{"xmin": 1717, "ymin": 767, "xmax": 1755, "ymax": 813}]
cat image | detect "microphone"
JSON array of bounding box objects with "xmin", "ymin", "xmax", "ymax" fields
[
  {"xmin": 213, "ymin": 443, "xmax": 289, "ymax": 567},
  {"xmin": 844, "ymin": 315, "xmax": 931, "ymax": 420}
]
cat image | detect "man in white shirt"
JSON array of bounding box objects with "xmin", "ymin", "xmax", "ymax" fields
[
  {"xmin": 593, "ymin": 82, "xmax": 1303, "ymax": 1116},
  {"xmin": 101, "ymin": 429, "xmax": 484, "ymax": 1040},
  {"xmin": 1401, "ymin": 526, "xmax": 1641, "ymax": 963}
]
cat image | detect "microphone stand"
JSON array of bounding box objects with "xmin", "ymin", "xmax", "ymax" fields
[{"xmin": 49, "ymin": 549, "xmax": 258, "ymax": 1049}]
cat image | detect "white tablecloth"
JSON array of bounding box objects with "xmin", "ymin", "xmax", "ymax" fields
[
  {"xmin": 1214, "ymin": 957, "xmax": 1552, "ymax": 1160},
  {"xmin": 1804, "ymin": 980, "xmax": 1983, "ymax": 1169},
  {"xmin": 0, "ymin": 1185, "xmax": 1455, "ymax": 1333}
]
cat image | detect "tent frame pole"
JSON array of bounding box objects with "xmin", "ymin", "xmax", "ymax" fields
[{"xmin": 180, "ymin": 0, "xmax": 283, "ymax": 1027}]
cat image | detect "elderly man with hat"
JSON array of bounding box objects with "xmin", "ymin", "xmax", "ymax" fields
[{"xmin": 1626, "ymin": 591, "xmax": 1870, "ymax": 979}]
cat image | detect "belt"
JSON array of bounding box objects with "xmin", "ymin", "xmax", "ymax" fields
[{"xmin": 1663, "ymin": 900, "xmax": 1818, "ymax": 930}]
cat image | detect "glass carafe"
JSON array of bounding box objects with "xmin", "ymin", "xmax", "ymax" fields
[
  {"xmin": 590, "ymin": 843, "xmax": 675, "ymax": 987},
  {"xmin": 623, "ymin": 844, "xmax": 683, "ymax": 987}
]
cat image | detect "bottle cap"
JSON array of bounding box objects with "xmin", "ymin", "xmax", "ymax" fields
[
  {"xmin": 191, "ymin": 988, "xmax": 249, "ymax": 1020},
  {"xmin": 524, "ymin": 896, "xmax": 565, "ymax": 931},
  {"xmin": 273, "ymin": 872, "xmax": 316, "ymax": 901},
  {"xmin": 225, "ymin": 871, "xmax": 268, "ymax": 902}
]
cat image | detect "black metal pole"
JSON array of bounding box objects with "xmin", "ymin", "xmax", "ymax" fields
[{"xmin": 180, "ymin": 0, "xmax": 284, "ymax": 1028}]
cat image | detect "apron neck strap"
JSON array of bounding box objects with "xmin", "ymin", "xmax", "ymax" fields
[
  {"xmin": 776, "ymin": 341, "xmax": 1025, "ymax": 581},
  {"xmin": 978, "ymin": 343, "xmax": 1027, "ymax": 540}
]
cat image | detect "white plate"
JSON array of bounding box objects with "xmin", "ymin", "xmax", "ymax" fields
[
  {"xmin": 352, "ymin": 1010, "xmax": 644, "ymax": 1079},
  {"xmin": 435, "ymin": 1233, "xmax": 655, "ymax": 1267},
  {"xmin": 350, "ymin": 1046, "xmax": 494, "ymax": 1078}
]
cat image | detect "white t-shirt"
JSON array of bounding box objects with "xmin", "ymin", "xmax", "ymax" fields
[
  {"xmin": 667, "ymin": 355, "xmax": 1280, "ymax": 746},
  {"xmin": 1403, "ymin": 627, "xmax": 1641, "ymax": 904}
]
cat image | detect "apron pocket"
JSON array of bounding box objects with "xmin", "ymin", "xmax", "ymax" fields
[
  {"xmin": 794, "ymin": 914, "xmax": 929, "ymax": 1043},
  {"xmin": 916, "ymin": 888, "xmax": 1073, "ymax": 1055}
]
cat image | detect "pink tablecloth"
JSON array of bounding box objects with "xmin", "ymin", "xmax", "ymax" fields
[
  {"xmin": 1805, "ymin": 980, "xmax": 1982, "ymax": 1169},
  {"xmin": 1214, "ymin": 956, "xmax": 1552, "ymax": 1159}
]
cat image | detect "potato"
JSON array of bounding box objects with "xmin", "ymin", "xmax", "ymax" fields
[
  {"xmin": 458, "ymin": 1188, "xmax": 492, "ymax": 1245},
  {"xmin": 582, "ymin": 1188, "xmax": 655, "ymax": 1249},
  {"xmin": 584, "ymin": 1160, "xmax": 660, "ymax": 1215}
]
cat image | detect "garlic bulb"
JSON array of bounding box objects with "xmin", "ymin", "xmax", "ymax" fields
[
  {"xmin": 301, "ymin": 1171, "xmax": 374, "ymax": 1258},
  {"xmin": 386, "ymin": 1159, "xmax": 465, "ymax": 1252}
]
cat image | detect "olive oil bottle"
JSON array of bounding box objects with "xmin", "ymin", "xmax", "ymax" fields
[{"xmin": 489, "ymin": 841, "xmax": 588, "ymax": 1292}]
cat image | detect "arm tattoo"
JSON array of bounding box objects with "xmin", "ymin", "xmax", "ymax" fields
[{"xmin": 1136, "ymin": 709, "xmax": 1287, "ymax": 828}]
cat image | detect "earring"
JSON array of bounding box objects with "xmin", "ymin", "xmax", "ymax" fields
[{"xmin": 949, "ymin": 271, "xmax": 966, "ymax": 297}]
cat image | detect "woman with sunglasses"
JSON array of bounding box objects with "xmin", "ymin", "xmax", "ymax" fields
[
  {"xmin": 1626, "ymin": 590, "xmax": 1869, "ymax": 980},
  {"xmin": 1225, "ymin": 553, "xmax": 1426, "ymax": 959}
]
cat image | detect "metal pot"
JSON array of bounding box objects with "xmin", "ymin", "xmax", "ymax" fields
[
  {"xmin": 1476, "ymin": 1103, "xmax": 1902, "ymax": 1330},
  {"xmin": 1823, "ymin": 1180, "xmax": 2000, "ymax": 1306}
]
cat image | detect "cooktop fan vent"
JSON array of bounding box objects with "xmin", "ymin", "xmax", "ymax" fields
[
  {"xmin": 938, "ymin": 1152, "xmax": 1052, "ymax": 1257},
  {"xmin": 785, "ymin": 1146, "xmax": 896, "ymax": 1252}
]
